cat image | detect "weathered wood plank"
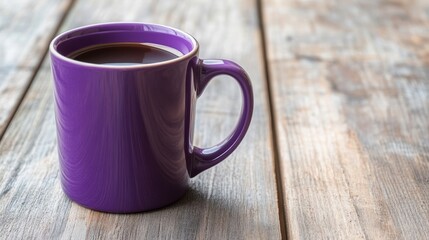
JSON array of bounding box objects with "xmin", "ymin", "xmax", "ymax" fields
[
  {"xmin": 0, "ymin": 0, "xmax": 282, "ymax": 239},
  {"xmin": 0, "ymin": 0, "xmax": 73, "ymax": 134},
  {"xmin": 262, "ymin": 0, "xmax": 429, "ymax": 238}
]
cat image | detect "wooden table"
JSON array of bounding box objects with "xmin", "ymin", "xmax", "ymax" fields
[{"xmin": 1, "ymin": 0, "xmax": 428, "ymax": 239}]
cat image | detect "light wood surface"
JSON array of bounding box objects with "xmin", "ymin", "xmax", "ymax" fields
[
  {"xmin": 0, "ymin": 0, "xmax": 72, "ymax": 134},
  {"xmin": 261, "ymin": 0, "xmax": 429, "ymax": 238},
  {"xmin": 0, "ymin": 0, "xmax": 281, "ymax": 239}
]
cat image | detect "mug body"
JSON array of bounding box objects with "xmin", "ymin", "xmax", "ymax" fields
[{"xmin": 50, "ymin": 23, "xmax": 198, "ymax": 212}]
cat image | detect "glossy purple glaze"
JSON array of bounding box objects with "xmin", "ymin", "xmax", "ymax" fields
[{"xmin": 49, "ymin": 23, "xmax": 253, "ymax": 213}]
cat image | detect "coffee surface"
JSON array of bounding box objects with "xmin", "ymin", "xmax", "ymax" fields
[{"xmin": 68, "ymin": 43, "xmax": 179, "ymax": 66}]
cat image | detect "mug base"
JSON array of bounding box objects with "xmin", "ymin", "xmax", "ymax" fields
[{"xmin": 62, "ymin": 188, "xmax": 188, "ymax": 213}]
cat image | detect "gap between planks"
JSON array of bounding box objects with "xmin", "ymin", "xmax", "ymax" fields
[{"xmin": 256, "ymin": 0, "xmax": 287, "ymax": 239}]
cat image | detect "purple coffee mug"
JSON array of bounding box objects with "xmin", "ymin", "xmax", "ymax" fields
[{"xmin": 49, "ymin": 22, "xmax": 253, "ymax": 213}]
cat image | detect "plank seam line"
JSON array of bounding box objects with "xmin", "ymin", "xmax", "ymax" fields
[
  {"xmin": 255, "ymin": 0, "xmax": 287, "ymax": 239},
  {"xmin": 0, "ymin": 0, "xmax": 77, "ymax": 142}
]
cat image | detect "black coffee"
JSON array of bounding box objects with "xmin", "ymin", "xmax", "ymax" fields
[{"xmin": 68, "ymin": 43, "xmax": 179, "ymax": 66}]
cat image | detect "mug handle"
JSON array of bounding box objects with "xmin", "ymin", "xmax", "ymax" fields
[{"xmin": 189, "ymin": 59, "xmax": 254, "ymax": 177}]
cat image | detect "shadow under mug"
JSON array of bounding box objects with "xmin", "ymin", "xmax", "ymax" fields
[{"xmin": 49, "ymin": 22, "xmax": 253, "ymax": 213}]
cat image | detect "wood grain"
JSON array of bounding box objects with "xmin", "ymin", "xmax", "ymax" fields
[
  {"xmin": 262, "ymin": 0, "xmax": 429, "ymax": 238},
  {"xmin": 0, "ymin": 0, "xmax": 73, "ymax": 134},
  {"xmin": 0, "ymin": 0, "xmax": 282, "ymax": 239}
]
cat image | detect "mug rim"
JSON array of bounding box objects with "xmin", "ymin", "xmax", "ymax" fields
[{"xmin": 49, "ymin": 22, "xmax": 199, "ymax": 69}]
